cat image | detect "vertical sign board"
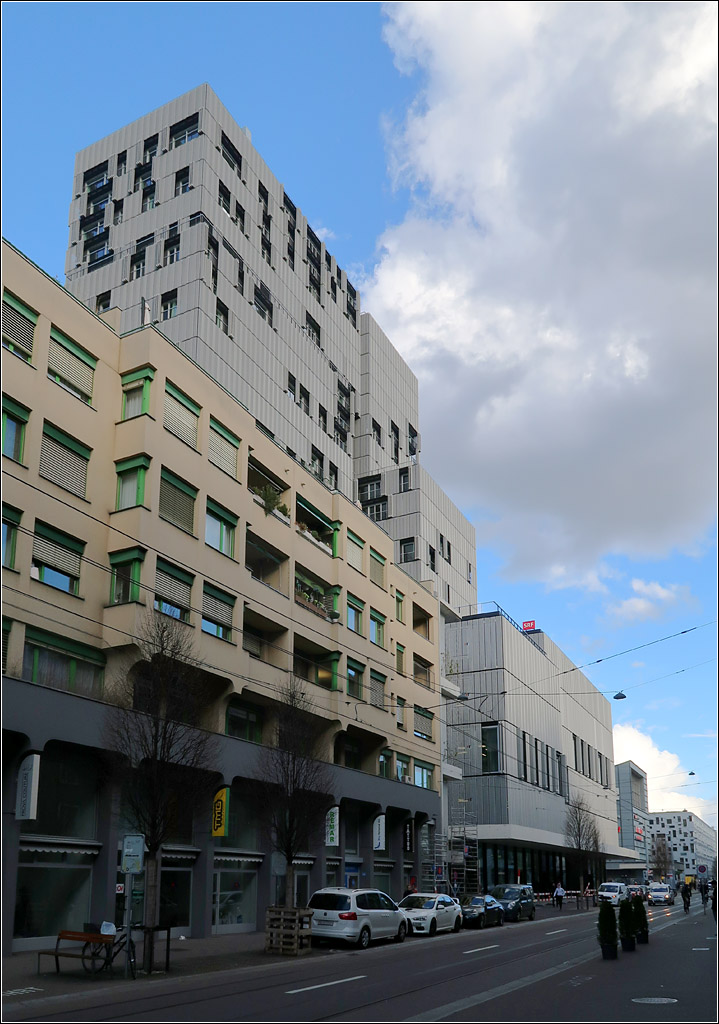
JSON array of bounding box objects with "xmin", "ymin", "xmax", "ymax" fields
[
  {"xmin": 403, "ymin": 819, "xmax": 414, "ymax": 854},
  {"xmin": 212, "ymin": 787, "xmax": 230, "ymax": 838},
  {"xmin": 15, "ymin": 753, "xmax": 40, "ymax": 820},
  {"xmin": 522, "ymin": 621, "xmax": 536, "ymax": 631},
  {"xmin": 372, "ymin": 814, "xmax": 386, "ymax": 851},
  {"xmin": 325, "ymin": 806, "xmax": 339, "ymax": 846},
  {"xmin": 121, "ymin": 834, "xmax": 145, "ymax": 874}
]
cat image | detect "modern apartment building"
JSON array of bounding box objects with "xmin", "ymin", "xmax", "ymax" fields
[
  {"xmin": 605, "ymin": 761, "xmax": 650, "ymax": 884},
  {"xmin": 2, "ymin": 240, "xmax": 447, "ymax": 950},
  {"xmin": 647, "ymin": 809, "xmax": 717, "ymax": 885},
  {"xmin": 63, "ymin": 84, "xmax": 476, "ymax": 616},
  {"xmin": 441, "ymin": 609, "xmax": 627, "ymax": 892}
]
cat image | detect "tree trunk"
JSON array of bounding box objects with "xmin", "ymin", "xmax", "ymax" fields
[
  {"xmin": 285, "ymin": 861, "xmax": 295, "ymax": 909},
  {"xmin": 143, "ymin": 852, "xmax": 161, "ymax": 973}
]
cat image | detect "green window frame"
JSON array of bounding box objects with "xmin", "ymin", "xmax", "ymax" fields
[
  {"xmin": 2, "ymin": 503, "xmax": 22, "ymax": 569},
  {"xmin": 379, "ymin": 749, "xmax": 393, "ymax": 779},
  {"xmin": 396, "ymin": 643, "xmax": 405, "ymax": 675},
  {"xmin": 370, "ymin": 670, "xmax": 386, "ymax": 709},
  {"xmin": 396, "ymin": 696, "xmax": 406, "ymax": 729},
  {"xmin": 22, "ymin": 624, "xmax": 105, "ymax": 696},
  {"xmin": 396, "ymin": 754, "xmax": 410, "ymax": 783},
  {"xmin": 159, "ymin": 467, "xmax": 197, "ymax": 533},
  {"xmin": 209, "ymin": 417, "xmax": 239, "ymax": 477},
  {"xmin": 2, "ymin": 290, "xmax": 37, "ymax": 361},
  {"xmin": 226, "ymin": 699, "xmax": 263, "ymax": 743},
  {"xmin": 346, "ymin": 529, "xmax": 365, "ymax": 572},
  {"xmin": 369, "ymin": 608, "xmax": 385, "ymax": 648},
  {"xmin": 121, "ymin": 366, "xmax": 154, "ymax": 420},
  {"xmin": 154, "ymin": 557, "xmax": 194, "ymax": 622},
  {"xmin": 202, "ymin": 582, "xmax": 235, "ymax": 641},
  {"xmin": 395, "ymin": 590, "xmax": 404, "ymax": 622},
  {"xmin": 414, "ymin": 760, "xmax": 434, "ymax": 790},
  {"xmin": 347, "ymin": 594, "xmax": 364, "ymax": 634},
  {"xmin": 2, "ymin": 395, "xmax": 30, "ymax": 463},
  {"xmin": 115, "ymin": 454, "xmax": 150, "ymax": 511},
  {"xmin": 369, "ymin": 548, "xmax": 386, "ymax": 588},
  {"xmin": 48, "ymin": 326, "xmax": 97, "ymax": 404},
  {"xmin": 347, "ymin": 658, "xmax": 364, "ymax": 700},
  {"xmin": 205, "ymin": 498, "xmax": 237, "ymax": 557},
  {"xmin": 31, "ymin": 521, "xmax": 85, "ymax": 596},
  {"xmin": 164, "ymin": 381, "xmax": 200, "ymax": 448},
  {"xmin": 413, "ymin": 705, "xmax": 434, "ymax": 742},
  {"xmin": 109, "ymin": 547, "xmax": 145, "ymax": 604},
  {"xmin": 2, "ymin": 618, "xmax": 11, "ymax": 673},
  {"xmin": 39, "ymin": 422, "xmax": 92, "ymax": 499}
]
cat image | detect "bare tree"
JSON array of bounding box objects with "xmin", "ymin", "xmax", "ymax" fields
[
  {"xmin": 103, "ymin": 614, "xmax": 221, "ymax": 971},
  {"xmin": 565, "ymin": 795, "xmax": 603, "ymax": 892},
  {"xmin": 651, "ymin": 836, "xmax": 673, "ymax": 881},
  {"xmin": 251, "ymin": 677, "xmax": 334, "ymax": 907}
]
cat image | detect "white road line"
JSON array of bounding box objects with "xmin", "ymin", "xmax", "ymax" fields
[
  {"xmin": 546, "ymin": 929, "xmax": 567, "ymax": 935},
  {"xmin": 463, "ymin": 944, "xmax": 499, "ymax": 954},
  {"xmin": 286, "ymin": 974, "xmax": 366, "ymax": 995},
  {"xmin": 692, "ymin": 947, "xmax": 710, "ymax": 951}
]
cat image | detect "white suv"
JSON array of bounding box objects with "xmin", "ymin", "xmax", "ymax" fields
[
  {"xmin": 597, "ymin": 882, "xmax": 629, "ymax": 906},
  {"xmin": 308, "ymin": 887, "xmax": 408, "ymax": 948}
]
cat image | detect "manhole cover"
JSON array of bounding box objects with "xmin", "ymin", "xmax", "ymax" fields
[{"xmin": 632, "ymin": 998, "xmax": 678, "ymax": 1005}]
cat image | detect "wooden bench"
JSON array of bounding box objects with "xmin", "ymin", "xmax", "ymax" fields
[{"xmin": 37, "ymin": 930, "xmax": 114, "ymax": 974}]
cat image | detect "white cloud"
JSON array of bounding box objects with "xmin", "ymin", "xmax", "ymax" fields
[
  {"xmin": 313, "ymin": 223, "xmax": 336, "ymax": 242},
  {"xmin": 607, "ymin": 578, "xmax": 690, "ymax": 622},
  {"xmin": 613, "ymin": 723, "xmax": 715, "ymax": 824},
  {"xmin": 368, "ymin": 2, "xmax": 717, "ymax": 588}
]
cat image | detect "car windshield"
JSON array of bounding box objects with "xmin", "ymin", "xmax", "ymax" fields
[
  {"xmin": 401, "ymin": 896, "xmax": 436, "ymax": 910},
  {"xmin": 308, "ymin": 893, "xmax": 351, "ymax": 911},
  {"xmin": 469, "ymin": 897, "xmax": 485, "ymax": 907},
  {"xmin": 492, "ymin": 886, "xmax": 520, "ymax": 899},
  {"xmin": 654, "ymin": 886, "xmax": 669, "ymax": 893},
  {"xmin": 600, "ymin": 884, "xmax": 619, "ymax": 892}
]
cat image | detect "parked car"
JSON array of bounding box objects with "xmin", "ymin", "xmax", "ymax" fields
[
  {"xmin": 460, "ymin": 894, "xmax": 505, "ymax": 929},
  {"xmin": 647, "ymin": 885, "xmax": 675, "ymax": 906},
  {"xmin": 398, "ymin": 893, "xmax": 463, "ymax": 936},
  {"xmin": 597, "ymin": 882, "xmax": 629, "ymax": 906},
  {"xmin": 307, "ymin": 888, "xmax": 407, "ymax": 948},
  {"xmin": 490, "ymin": 884, "xmax": 536, "ymax": 921},
  {"xmin": 626, "ymin": 884, "xmax": 646, "ymax": 901}
]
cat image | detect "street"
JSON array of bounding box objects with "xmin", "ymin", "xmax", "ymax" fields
[{"xmin": 3, "ymin": 903, "xmax": 716, "ymax": 1022}]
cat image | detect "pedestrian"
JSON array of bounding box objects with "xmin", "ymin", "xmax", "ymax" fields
[
  {"xmin": 711, "ymin": 885, "xmax": 716, "ymax": 923},
  {"xmin": 554, "ymin": 882, "xmax": 566, "ymax": 911}
]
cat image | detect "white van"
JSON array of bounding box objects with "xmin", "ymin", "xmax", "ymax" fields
[{"xmin": 597, "ymin": 882, "xmax": 629, "ymax": 906}]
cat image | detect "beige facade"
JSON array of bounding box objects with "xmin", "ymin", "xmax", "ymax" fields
[{"xmin": 2, "ymin": 240, "xmax": 443, "ymax": 948}]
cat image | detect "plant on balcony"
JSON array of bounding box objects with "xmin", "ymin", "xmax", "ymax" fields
[
  {"xmin": 257, "ymin": 484, "xmax": 282, "ymax": 516},
  {"xmin": 277, "ymin": 503, "xmax": 290, "ymax": 518}
]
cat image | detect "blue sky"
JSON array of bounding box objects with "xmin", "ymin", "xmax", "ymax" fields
[{"xmin": 2, "ymin": 2, "xmax": 716, "ymax": 831}]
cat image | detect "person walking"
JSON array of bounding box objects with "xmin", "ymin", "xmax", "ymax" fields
[
  {"xmin": 554, "ymin": 882, "xmax": 566, "ymax": 911},
  {"xmin": 681, "ymin": 883, "xmax": 691, "ymax": 914}
]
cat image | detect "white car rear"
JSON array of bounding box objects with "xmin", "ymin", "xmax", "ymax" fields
[{"xmin": 308, "ymin": 888, "xmax": 407, "ymax": 948}]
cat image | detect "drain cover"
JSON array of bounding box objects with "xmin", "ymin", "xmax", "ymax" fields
[{"xmin": 632, "ymin": 998, "xmax": 678, "ymax": 1005}]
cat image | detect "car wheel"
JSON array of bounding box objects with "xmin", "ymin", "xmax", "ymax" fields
[
  {"xmin": 407, "ymin": 920, "xmax": 413, "ymax": 936},
  {"xmin": 529, "ymin": 908, "xmax": 536, "ymax": 921},
  {"xmin": 429, "ymin": 919, "xmax": 437, "ymax": 937},
  {"xmin": 516, "ymin": 907, "xmax": 522, "ymax": 921},
  {"xmin": 453, "ymin": 915, "xmax": 461, "ymax": 933},
  {"xmin": 357, "ymin": 927, "xmax": 371, "ymax": 950},
  {"xmin": 477, "ymin": 915, "xmax": 484, "ymax": 930},
  {"xmin": 498, "ymin": 913, "xmax": 504, "ymax": 926},
  {"xmin": 395, "ymin": 922, "xmax": 407, "ymax": 944}
]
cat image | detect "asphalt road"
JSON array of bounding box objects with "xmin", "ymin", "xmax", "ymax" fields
[{"xmin": 4, "ymin": 903, "xmax": 716, "ymax": 1022}]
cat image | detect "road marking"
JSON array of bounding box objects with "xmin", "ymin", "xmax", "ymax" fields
[
  {"xmin": 692, "ymin": 947, "xmax": 710, "ymax": 950},
  {"xmin": 286, "ymin": 974, "xmax": 366, "ymax": 994},
  {"xmin": 463, "ymin": 944, "xmax": 499, "ymax": 954},
  {"xmin": 2, "ymin": 987, "xmax": 43, "ymax": 997},
  {"xmin": 632, "ymin": 998, "xmax": 678, "ymax": 1005},
  {"xmin": 546, "ymin": 929, "xmax": 567, "ymax": 935}
]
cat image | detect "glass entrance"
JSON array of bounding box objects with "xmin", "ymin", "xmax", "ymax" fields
[
  {"xmin": 295, "ymin": 871, "xmax": 310, "ymax": 908},
  {"xmin": 212, "ymin": 868, "xmax": 257, "ymax": 933}
]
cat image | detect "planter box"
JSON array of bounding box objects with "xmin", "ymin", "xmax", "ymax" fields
[
  {"xmin": 265, "ymin": 906, "xmax": 314, "ymax": 956},
  {"xmin": 600, "ymin": 943, "xmax": 618, "ymax": 960},
  {"xmin": 620, "ymin": 936, "xmax": 636, "ymax": 952}
]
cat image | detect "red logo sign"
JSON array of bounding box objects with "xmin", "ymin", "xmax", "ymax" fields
[{"xmin": 522, "ymin": 621, "xmax": 536, "ymax": 631}]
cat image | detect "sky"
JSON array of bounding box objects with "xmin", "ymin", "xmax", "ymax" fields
[{"xmin": 2, "ymin": 2, "xmax": 717, "ymax": 832}]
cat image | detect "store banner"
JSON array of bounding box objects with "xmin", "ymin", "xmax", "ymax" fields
[
  {"xmin": 325, "ymin": 805, "xmax": 340, "ymax": 846},
  {"xmin": 373, "ymin": 814, "xmax": 386, "ymax": 851},
  {"xmin": 212, "ymin": 787, "xmax": 230, "ymax": 837},
  {"xmin": 15, "ymin": 753, "xmax": 40, "ymax": 820}
]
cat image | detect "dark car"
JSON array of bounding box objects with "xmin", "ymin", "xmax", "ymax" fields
[
  {"xmin": 490, "ymin": 884, "xmax": 536, "ymax": 921},
  {"xmin": 460, "ymin": 894, "xmax": 504, "ymax": 929}
]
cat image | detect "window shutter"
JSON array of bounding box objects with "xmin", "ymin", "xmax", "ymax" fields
[
  {"xmin": 208, "ymin": 424, "xmax": 238, "ymax": 476},
  {"xmin": 369, "ymin": 550, "xmax": 385, "ymax": 587},
  {"xmin": 39, "ymin": 434, "xmax": 88, "ymax": 498},
  {"xmin": 32, "ymin": 534, "xmax": 82, "ymax": 577},
  {"xmin": 203, "ymin": 586, "xmax": 234, "ymax": 627},
  {"xmin": 155, "ymin": 565, "xmax": 192, "ymax": 609},
  {"xmin": 347, "ymin": 537, "xmax": 363, "ymax": 571},
  {"xmin": 159, "ymin": 472, "xmax": 195, "ymax": 532},
  {"xmin": 2, "ymin": 296, "xmax": 36, "ymax": 356},
  {"xmin": 48, "ymin": 334, "xmax": 95, "ymax": 398},
  {"xmin": 370, "ymin": 672, "xmax": 385, "ymax": 708},
  {"xmin": 242, "ymin": 632, "xmax": 262, "ymax": 657},
  {"xmin": 164, "ymin": 390, "xmax": 198, "ymax": 447}
]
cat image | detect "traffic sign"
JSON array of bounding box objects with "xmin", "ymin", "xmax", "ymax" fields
[
  {"xmin": 697, "ymin": 864, "xmax": 707, "ymax": 875},
  {"xmin": 116, "ymin": 883, "xmax": 125, "ymax": 894}
]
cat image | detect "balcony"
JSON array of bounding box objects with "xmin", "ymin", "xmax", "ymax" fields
[
  {"xmin": 413, "ymin": 655, "xmax": 435, "ymax": 690},
  {"xmin": 295, "ymin": 497, "xmax": 337, "ymax": 556},
  {"xmin": 294, "ymin": 567, "xmax": 338, "ymax": 622},
  {"xmin": 412, "ymin": 603, "xmax": 432, "ymax": 640},
  {"xmin": 293, "ymin": 636, "xmax": 339, "ymax": 691},
  {"xmin": 245, "ymin": 530, "xmax": 289, "ymax": 596}
]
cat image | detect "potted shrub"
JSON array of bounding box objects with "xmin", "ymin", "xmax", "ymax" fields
[
  {"xmin": 597, "ymin": 901, "xmax": 618, "ymax": 960},
  {"xmin": 277, "ymin": 503, "xmax": 290, "ymax": 519},
  {"xmin": 258, "ymin": 484, "xmax": 281, "ymax": 516},
  {"xmin": 618, "ymin": 898, "xmax": 636, "ymax": 951},
  {"xmin": 632, "ymin": 894, "xmax": 649, "ymax": 944}
]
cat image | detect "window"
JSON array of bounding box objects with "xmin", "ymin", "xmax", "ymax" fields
[
  {"xmin": 287, "ymin": 373, "xmax": 296, "ymax": 401},
  {"xmin": 347, "ymin": 660, "xmax": 364, "ymax": 699},
  {"xmin": 209, "ymin": 418, "xmax": 239, "ymax": 477},
  {"xmin": 467, "ymin": 562, "xmax": 473, "ymax": 584},
  {"xmin": 318, "ymin": 405, "xmax": 327, "ymax": 432},
  {"xmin": 143, "ymin": 134, "xmax": 158, "ymax": 162},
  {"xmin": 164, "ymin": 382, "xmax": 200, "ymax": 448},
  {"xmin": 306, "ymin": 313, "xmax": 320, "ymax": 346},
  {"xmin": 400, "ymin": 537, "xmax": 415, "ymax": 563},
  {"xmin": 391, "ymin": 422, "xmax": 400, "ymax": 463},
  {"xmin": 310, "ymin": 446, "xmax": 323, "ymax": 480},
  {"xmin": 299, "ymin": 386, "xmax": 310, "ymax": 415},
  {"xmin": 3, "ymin": 291, "xmax": 37, "ymax": 361},
  {"xmin": 347, "ymin": 594, "xmax": 364, "ymax": 634},
  {"xmin": 22, "ymin": 625, "xmax": 104, "ymax": 696},
  {"xmin": 396, "ymin": 754, "xmax": 409, "ymax": 781},
  {"xmin": 121, "ymin": 366, "xmax": 154, "ymax": 419},
  {"xmin": 2, "ymin": 395, "xmax": 29, "ymax": 462},
  {"xmin": 39, "ymin": 423, "xmax": 91, "ymax": 498},
  {"xmin": 358, "ymin": 476, "xmax": 381, "ymax": 502},
  {"xmin": 154, "ymin": 558, "xmax": 194, "ymax": 622},
  {"xmin": 175, "ymin": 168, "xmax": 190, "ymax": 195},
  {"xmin": 254, "ymin": 284, "xmax": 273, "ymax": 326},
  {"xmin": 370, "ymin": 670, "xmax": 386, "ymax": 709},
  {"xmin": 379, "ymin": 750, "xmax": 393, "ymax": 779},
  {"xmin": 115, "ymin": 454, "xmax": 150, "ymax": 510},
  {"xmin": 414, "ymin": 762, "xmax": 433, "ymax": 789},
  {"xmin": 170, "ymin": 113, "xmax": 199, "ymax": 149},
  {"xmin": 205, "ymin": 498, "xmax": 236, "ymax": 557},
  {"xmin": 130, "ymin": 253, "xmax": 145, "ymax": 279},
  {"xmin": 218, "ymin": 182, "xmax": 231, "ymax": 213},
  {"xmin": 47, "ymin": 327, "xmax": 96, "ymax": 404},
  {"xmin": 202, "ymin": 583, "xmax": 235, "ymax": 641},
  {"xmin": 395, "ymin": 590, "xmax": 404, "ymax": 622},
  {"xmin": 113, "ymin": 200, "xmax": 123, "ymax": 224},
  {"xmin": 159, "ymin": 468, "xmax": 197, "ymax": 533},
  {"xmin": 226, "ymin": 700, "xmax": 262, "ymax": 742},
  {"xmin": 446, "ymin": 540, "xmax": 452, "ymax": 564},
  {"xmin": 216, "ymin": 299, "xmax": 229, "ymax": 334},
  {"xmin": 141, "ymin": 186, "xmax": 155, "ymax": 212},
  {"xmin": 2, "ymin": 504, "xmax": 21, "ymax": 569},
  {"xmin": 346, "ymin": 531, "xmax": 364, "ymax": 572},
  {"xmin": 482, "ymin": 724, "xmax": 500, "ymax": 773},
  {"xmin": 96, "ymin": 292, "xmax": 111, "ymax": 314},
  {"xmin": 428, "ymin": 546, "xmax": 436, "ymax": 572},
  {"xmin": 372, "ymin": 419, "xmax": 382, "ymax": 445},
  {"xmin": 161, "ymin": 290, "xmax": 178, "ymax": 320},
  {"xmin": 366, "ymin": 499, "xmax": 387, "ymax": 522},
  {"xmin": 329, "ymin": 462, "xmax": 338, "ymax": 491},
  {"xmin": 164, "ymin": 238, "xmax": 180, "ymax": 266},
  {"xmin": 31, "ymin": 521, "xmax": 84, "ymax": 595},
  {"xmin": 414, "ymin": 706, "xmax": 434, "ymax": 741},
  {"xmin": 408, "ymin": 424, "xmax": 418, "ymax": 458},
  {"xmin": 396, "ymin": 643, "xmax": 405, "ymax": 674},
  {"xmin": 109, "ymin": 547, "xmax": 145, "ymax": 604},
  {"xmin": 396, "ymin": 696, "xmax": 406, "ymax": 729},
  {"xmin": 369, "ymin": 549, "xmax": 386, "ymax": 587},
  {"xmin": 117, "ymin": 151, "xmax": 127, "ymax": 176},
  {"xmin": 369, "ymin": 609, "xmax": 385, "ymax": 647}
]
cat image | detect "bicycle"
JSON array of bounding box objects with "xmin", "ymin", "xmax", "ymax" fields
[{"xmin": 82, "ymin": 923, "xmax": 139, "ymax": 978}]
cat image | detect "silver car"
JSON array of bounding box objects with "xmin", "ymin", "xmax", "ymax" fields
[{"xmin": 308, "ymin": 887, "xmax": 408, "ymax": 948}]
